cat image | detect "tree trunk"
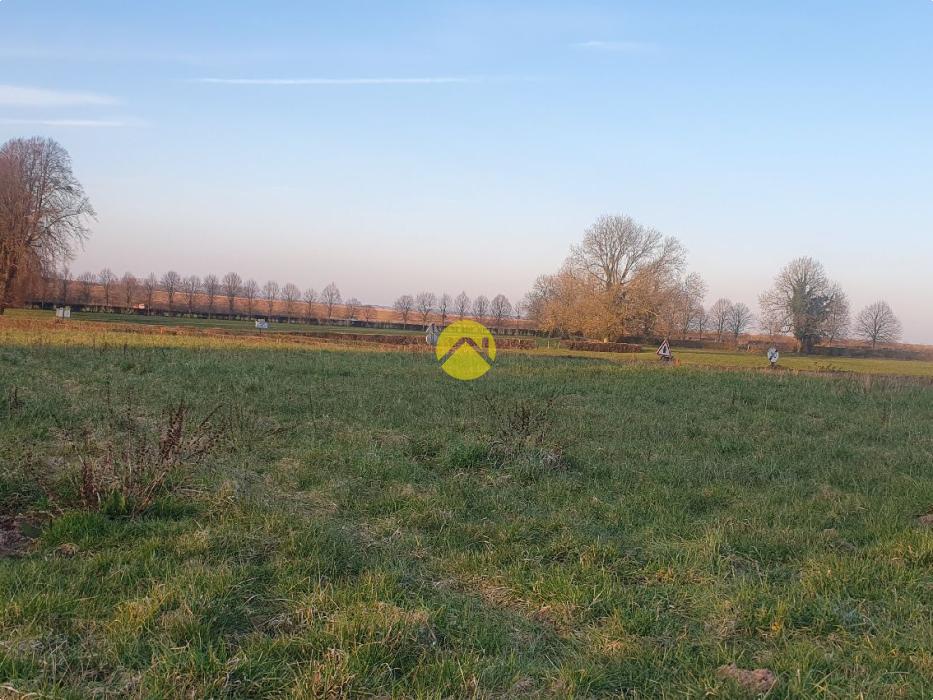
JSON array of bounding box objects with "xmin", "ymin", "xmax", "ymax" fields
[
  {"xmin": 0, "ymin": 268, "xmax": 8, "ymax": 315},
  {"xmin": 0, "ymin": 252, "xmax": 20, "ymax": 315}
]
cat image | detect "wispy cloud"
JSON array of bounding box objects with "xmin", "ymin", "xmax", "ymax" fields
[
  {"xmin": 194, "ymin": 76, "xmax": 487, "ymax": 86},
  {"xmin": 0, "ymin": 84, "xmax": 119, "ymax": 107},
  {"xmin": 572, "ymin": 40, "xmax": 655, "ymax": 53},
  {"xmin": 0, "ymin": 118, "xmax": 141, "ymax": 128},
  {"xmin": 0, "ymin": 46, "xmax": 301, "ymax": 66}
]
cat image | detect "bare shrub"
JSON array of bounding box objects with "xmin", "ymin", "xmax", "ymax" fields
[
  {"xmin": 2, "ymin": 384, "xmax": 23, "ymax": 416},
  {"xmin": 72, "ymin": 401, "xmax": 220, "ymax": 516},
  {"xmin": 486, "ymin": 396, "xmax": 572, "ymax": 470}
]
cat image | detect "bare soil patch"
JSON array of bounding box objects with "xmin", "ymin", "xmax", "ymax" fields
[
  {"xmin": 0, "ymin": 517, "xmax": 33, "ymax": 558},
  {"xmin": 717, "ymin": 663, "xmax": 778, "ymax": 694}
]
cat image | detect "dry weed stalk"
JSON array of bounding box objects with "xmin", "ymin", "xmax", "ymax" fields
[{"xmin": 77, "ymin": 401, "xmax": 220, "ymax": 516}]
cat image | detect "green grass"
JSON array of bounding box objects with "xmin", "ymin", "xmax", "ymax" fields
[
  {"xmin": 539, "ymin": 344, "xmax": 933, "ymax": 378},
  {"xmin": 12, "ymin": 309, "xmax": 933, "ymax": 378},
  {"xmin": 1, "ymin": 327, "xmax": 932, "ymax": 697}
]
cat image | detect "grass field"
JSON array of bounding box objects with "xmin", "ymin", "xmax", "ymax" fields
[
  {"xmin": 8, "ymin": 309, "xmax": 422, "ymax": 336},
  {"xmin": 1, "ymin": 322, "xmax": 932, "ymax": 697},
  {"xmin": 9, "ymin": 309, "xmax": 933, "ymax": 378}
]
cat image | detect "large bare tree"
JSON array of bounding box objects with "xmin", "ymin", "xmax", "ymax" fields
[
  {"xmin": 39, "ymin": 270, "xmax": 56, "ymax": 305},
  {"xmin": 321, "ymin": 282, "xmax": 341, "ymax": 321},
  {"xmin": 302, "ymin": 287, "xmax": 317, "ymax": 322},
  {"xmin": 143, "ymin": 273, "xmax": 158, "ymax": 313},
  {"xmin": 183, "ymin": 275, "xmax": 201, "ymax": 313},
  {"xmin": 262, "ymin": 280, "xmax": 279, "ymax": 316},
  {"xmin": 203, "ymin": 274, "xmax": 220, "ymax": 316},
  {"xmin": 677, "ymin": 273, "xmax": 707, "ymax": 338},
  {"xmin": 472, "ymin": 295, "xmax": 489, "ymax": 323},
  {"xmin": 758, "ymin": 257, "xmax": 841, "ymax": 353},
  {"xmin": 571, "ymin": 215, "xmax": 675, "ymax": 288},
  {"xmin": 823, "ymin": 284, "xmax": 850, "ymax": 344},
  {"xmin": 282, "ymin": 282, "xmax": 301, "ymax": 319},
  {"xmin": 121, "ymin": 272, "xmax": 137, "ymax": 308},
  {"xmin": 708, "ymin": 298, "xmax": 732, "ymax": 343},
  {"xmin": 567, "ymin": 214, "xmax": 685, "ymax": 338},
  {"xmin": 243, "ymin": 279, "xmax": 259, "ymax": 317},
  {"xmin": 161, "ymin": 270, "xmax": 182, "ymax": 311},
  {"xmin": 99, "ymin": 268, "xmax": 116, "ymax": 307},
  {"xmin": 0, "ymin": 137, "xmax": 94, "ymax": 314},
  {"xmin": 77, "ymin": 271, "xmax": 95, "ymax": 304},
  {"xmin": 437, "ymin": 292, "xmax": 451, "ymax": 325},
  {"xmin": 345, "ymin": 297, "xmax": 360, "ymax": 323},
  {"xmin": 222, "ymin": 272, "xmax": 241, "ymax": 315},
  {"xmin": 523, "ymin": 275, "xmax": 555, "ymax": 329},
  {"xmin": 758, "ymin": 304, "xmax": 786, "ymax": 340},
  {"xmin": 415, "ymin": 291, "xmax": 436, "ymax": 325},
  {"xmin": 490, "ymin": 294, "xmax": 512, "ymax": 329},
  {"xmin": 454, "ymin": 292, "xmax": 470, "ymax": 320},
  {"xmin": 528, "ymin": 214, "xmax": 686, "ymax": 340},
  {"xmin": 727, "ymin": 302, "xmax": 753, "ymax": 342},
  {"xmin": 855, "ymin": 301, "xmax": 902, "ymax": 349},
  {"xmin": 58, "ymin": 266, "xmax": 71, "ymax": 306},
  {"xmin": 513, "ymin": 299, "xmax": 526, "ymax": 322},
  {"xmin": 394, "ymin": 294, "xmax": 414, "ymax": 324}
]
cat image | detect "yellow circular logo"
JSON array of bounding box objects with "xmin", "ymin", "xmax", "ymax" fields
[{"xmin": 435, "ymin": 320, "xmax": 496, "ymax": 380}]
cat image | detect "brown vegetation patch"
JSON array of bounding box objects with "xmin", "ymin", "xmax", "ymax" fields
[
  {"xmin": 54, "ymin": 543, "xmax": 80, "ymax": 557},
  {"xmin": 717, "ymin": 663, "xmax": 778, "ymax": 694},
  {"xmin": 0, "ymin": 317, "xmax": 536, "ymax": 351},
  {"xmin": 0, "ymin": 517, "xmax": 33, "ymax": 558},
  {"xmin": 559, "ymin": 340, "xmax": 642, "ymax": 353},
  {"xmin": 301, "ymin": 331, "xmax": 535, "ymax": 349}
]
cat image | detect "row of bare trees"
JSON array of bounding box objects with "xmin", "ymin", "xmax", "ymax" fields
[
  {"xmin": 526, "ymin": 214, "xmax": 903, "ymax": 351},
  {"xmin": 48, "ymin": 269, "xmax": 531, "ymax": 329},
  {"xmin": 757, "ymin": 257, "xmax": 901, "ymax": 350},
  {"xmin": 49, "ymin": 267, "xmax": 364, "ymax": 322},
  {"xmin": 392, "ymin": 291, "xmax": 523, "ymax": 329},
  {"xmin": 62, "ymin": 246, "xmax": 903, "ymax": 348}
]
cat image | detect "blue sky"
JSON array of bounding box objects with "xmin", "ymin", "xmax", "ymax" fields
[{"xmin": 2, "ymin": 1, "xmax": 931, "ymax": 341}]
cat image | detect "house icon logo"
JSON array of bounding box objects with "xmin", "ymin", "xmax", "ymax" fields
[{"xmin": 435, "ymin": 320, "xmax": 496, "ymax": 380}]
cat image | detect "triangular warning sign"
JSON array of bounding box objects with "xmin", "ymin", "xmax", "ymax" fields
[{"xmin": 657, "ymin": 340, "xmax": 671, "ymax": 358}]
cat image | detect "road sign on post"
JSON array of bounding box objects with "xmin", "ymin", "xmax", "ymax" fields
[
  {"xmin": 767, "ymin": 346, "xmax": 780, "ymax": 368},
  {"xmin": 425, "ymin": 322, "xmax": 440, "ymax": 347},
  {"xmin": 657, "ymin": 339, "xmax": 672, "ymax": 362}
]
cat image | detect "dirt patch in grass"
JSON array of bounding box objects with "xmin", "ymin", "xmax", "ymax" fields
[
  {"xmin": 717, "ymin": 663, "xmax": 778, "ymax": 694},
  {"xmin": 0, "ymin": 517, "xmax": 33, "ymax": 558}
]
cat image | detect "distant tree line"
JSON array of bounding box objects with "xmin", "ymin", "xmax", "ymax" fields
[
  {"xmin": 525, "ymin": 214, "xmax": 903, "ymax": 353},
  {"xmin": 37, "ymin": 266, "xmax": 529, "ymax": 330},
  {"xmin": 40, "ymin": 249, "xmax": 907, "ymax": 348},
  {"xmin": 46, "ymin": 269, "xmax": 358, "ymax": 323},
  {"xmin": 393, "ymin": 291, "xmax": 522, "ymax": 330}
]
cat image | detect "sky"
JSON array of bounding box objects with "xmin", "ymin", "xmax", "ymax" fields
[{"xmin": 1, "ymin": 0, "xmax": 931, "ymax": 341}]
